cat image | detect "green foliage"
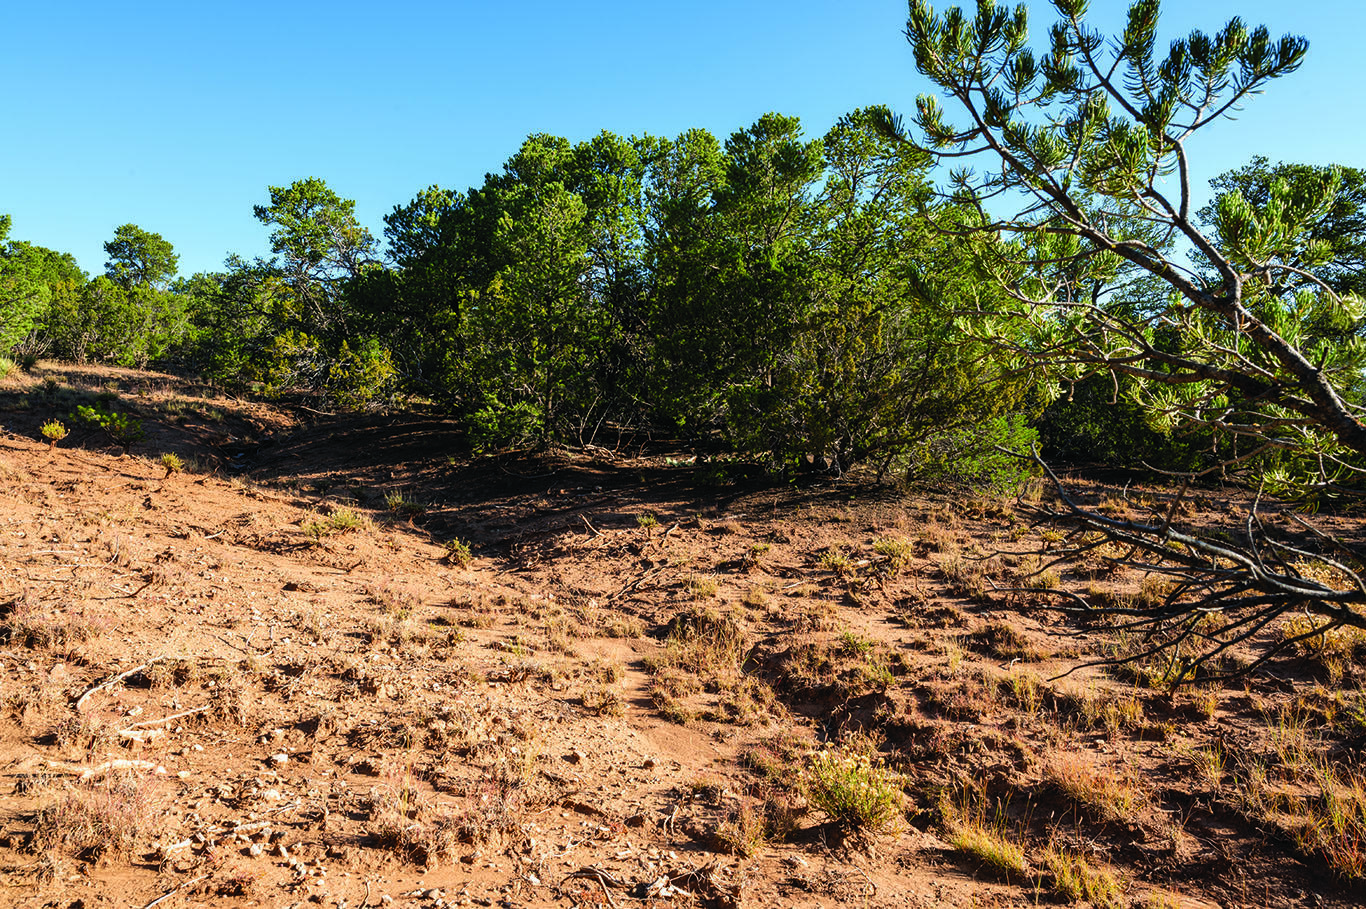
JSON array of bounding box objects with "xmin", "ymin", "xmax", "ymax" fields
[
  {"xmin": 73, "ymin": 403, "xmax": 144, "ymax": 454},
  {"xmin": 802, "ymin": 747, "xmax": 904, "ymax": 835},
  {"xmin": 40, "ymin": 419, "xmax": 68, "ymax": 448},
  {"xmin": 907, "ymin": 414, "xmax": 1039, "ymax": 493},
  {"xmin": 358, "ymin": 113, "xmax": 1029, "ymax": 477},
  {"xmin": 442, "ymin": 538, "xmax": 474, "ymax": 568},
  {"xmin": 0, "ymin": 216, "xmax": 59, "ymax": 356},
  {"xmin": 325, "ymin": 338, "xmax": 397, "ymax": 411},
  {"xmin": 1037, "ymin": 375, "xmax": 1207, "ymax": 471},
  {"xmin": 893, "ymin": 0, "xmax": 1365, "ymax": 496},
  {"xmin": 104, "ymin": 224, "xmax": 179, "ymax": 290}
]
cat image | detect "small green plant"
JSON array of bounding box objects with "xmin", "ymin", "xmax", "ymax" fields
[
  {"xmin": 636, "ymin": 513, "xmax": 659, "ymax": 529},
  {"xmin": 303, "ymin": 507, "xmax": 369, "ymax": 542},
  {"xmin": 1043, "ymin": 846, "xmax": 1125, "ymax": 907},
  {"xmin": 942, "ymin": 796, "xmax": 1029, "ymax": 880},
  {"xmin": 442, "ymin": 538, "xmax": 474, "ymax": 568},
  {"xmin": 72, "ymin": 404, "xmax": 144, "ymax": 455},
  {"xmin": 384, "ymin": 489, "xmax": 426, "ymax": 516},
  {"xmin": 40, "ymin": 419, "xmax": 68, "ymax": 452},
  {"xmin": 818, "ymin": 547, "xmax": 854, "ymax": 578},
  {"xmin": 684, "ymin": 574, "xmax": 719, "ymax": 599},
  {"xmin": 803, "ymin": 747, "xmax": 904, "ymax": 836},
  {"xmin": 873, "ymin": 536, "xmax": 915, "ymax": 572},
  {"xmin": 159, "ymin": 452, "xmax": 184, "ymax": 477}
]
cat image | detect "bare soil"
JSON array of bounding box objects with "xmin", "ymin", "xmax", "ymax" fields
[{"xmin": 0, "ymin": 363, "xmax": 1363, "ymax": 909}]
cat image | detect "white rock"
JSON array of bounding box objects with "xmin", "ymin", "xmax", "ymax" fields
[{"xmin": 269, "ymin": 753, "xmax": 289, "ymax": 765}]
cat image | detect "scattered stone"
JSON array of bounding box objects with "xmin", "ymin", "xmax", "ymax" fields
[
  {"xmin": 563, "ymin": 749, "xmax": 585, "ymax": 764},
  {"xmin": 269, "ymin": 752, "xmax": 289, "ymax": 765}
]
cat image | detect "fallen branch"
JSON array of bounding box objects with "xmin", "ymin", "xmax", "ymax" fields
[
  {"xmin": 141, "ymin": 873, "xmax": 210, "ymax": 909},
  {"xmin": 42, "ymin": 758, "xmax": 161, "ymax": 782},
  {"xmin": 121, "ymin": 705, "xmax": 211, "ymax": 731},
  {"xmin": 75, "ymin": 658, "xmax": 170, "ymax": 711}
]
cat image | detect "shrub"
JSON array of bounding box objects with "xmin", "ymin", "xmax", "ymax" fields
[
  {"xmin": 72, "ymin": 403, "xmax": 144, "ymax": 454},
  {"xmin": 159, "ymin": 452, "xmax": 183, "ymax": 476},
  {"xmin": 442, "ymin": 538, "xmax": 474, "ymax": 568},
  {"xmin": 40, "ymin": 419, "xmax": 67, "ymax": 451},
  {"xmin": 803, "ymin": 748, "xmax": 903, "ymax": 836}
]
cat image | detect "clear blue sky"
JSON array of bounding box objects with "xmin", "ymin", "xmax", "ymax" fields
[{"xmin": 3, "ymin": 0, "xmax": 1363, "ymax": 278}]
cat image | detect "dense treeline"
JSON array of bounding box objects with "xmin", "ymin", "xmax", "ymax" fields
[{"xmin": 1, "ymin": 108, "xmax": 1362, "ymax": 486}]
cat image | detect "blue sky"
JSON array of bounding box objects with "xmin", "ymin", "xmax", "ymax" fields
[{"xmin": 4, "ymin": 0, "xmax": 1363, "ymax": 278}]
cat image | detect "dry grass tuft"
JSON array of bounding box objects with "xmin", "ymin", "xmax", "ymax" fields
[{"xmin": 31, "ymin": 773, "xmax": 158, "ymax": 862}]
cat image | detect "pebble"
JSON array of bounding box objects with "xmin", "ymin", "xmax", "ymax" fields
[
  {"xmin": 248, "ymin": 843, "xmax": 263, "ymax": 857},
  {"xmin": 269, "ymin": 752, "xmax": 289, "ymax": 765}
]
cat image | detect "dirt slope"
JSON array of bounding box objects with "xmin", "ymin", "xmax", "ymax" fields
[{"xmin": 0, "ymin": 364, "xmax": 1363, "ymax": 909}]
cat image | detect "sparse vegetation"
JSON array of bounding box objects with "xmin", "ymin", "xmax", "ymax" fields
[
  {"xmin": 31, "ymin": 773, "xmax": 158, "ymax": 862},
  {"xmin": 39, "ymin": 419, "xmax": 67, "ymax": 451},
  {"xmin": 802, "ymin": 747, "xmax": 904, "ymax": 837},
  {"xmin": 159, "ymin": 451, "xmax": 183, "ymax": 476}
]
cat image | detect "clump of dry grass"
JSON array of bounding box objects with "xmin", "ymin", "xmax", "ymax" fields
[
  {"xmin": 1043, "ymin": 846, "xmax": 1125, "ymax": 907},
  {"xmin": 2, "ymin": 596, "xmax": 102, "ymax": 651},
  {"xmin": 1046, "ymin": 754, "xmax": 1146, "ymax": 824},
  {"xmin": 31, "ymin": 773, "xmax": 159, "ymax": 862},
  {"xmin": 712, "ymin": 803, "xmax": 770, "ymax": 857},
  {"xmin": 580, "ymin": 683, "xmax": 625, "ymax": 717},
  {"xmin": 941, "ymin": 796, "xmax": 1029, "ymax": 881},
  {"xmin": 368, "ymin": 782, "xmax": 463, "ymax": 868}
]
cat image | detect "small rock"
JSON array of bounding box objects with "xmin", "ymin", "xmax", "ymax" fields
[
  {"xmin": 563, "ymin": 750, "xmax": 585, "ymax": 765},
  {"xmin": 263, "ymin": 789, "xmax": 282, "ymax": 801},
  {"xmin": 424, "ymin": 889, "xmax": 442, "ymax": 900},
  {"xmin": 269, "ymin": 753, "xmax": 289, "ymax": 765},
  {"xmin": 380, "ymin": 896, "xmax": 393, "ymax": 906},
  {"xmin": 248, "ymin": 843, "xmax": 263, "ymax": 857},
  {"xmin": 642, "ymin": 757, "xmax": 656, "ymax": 769},
  {"xmin": 177, "ymin": 770, "xmax": 191, "ymax": 779}
]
